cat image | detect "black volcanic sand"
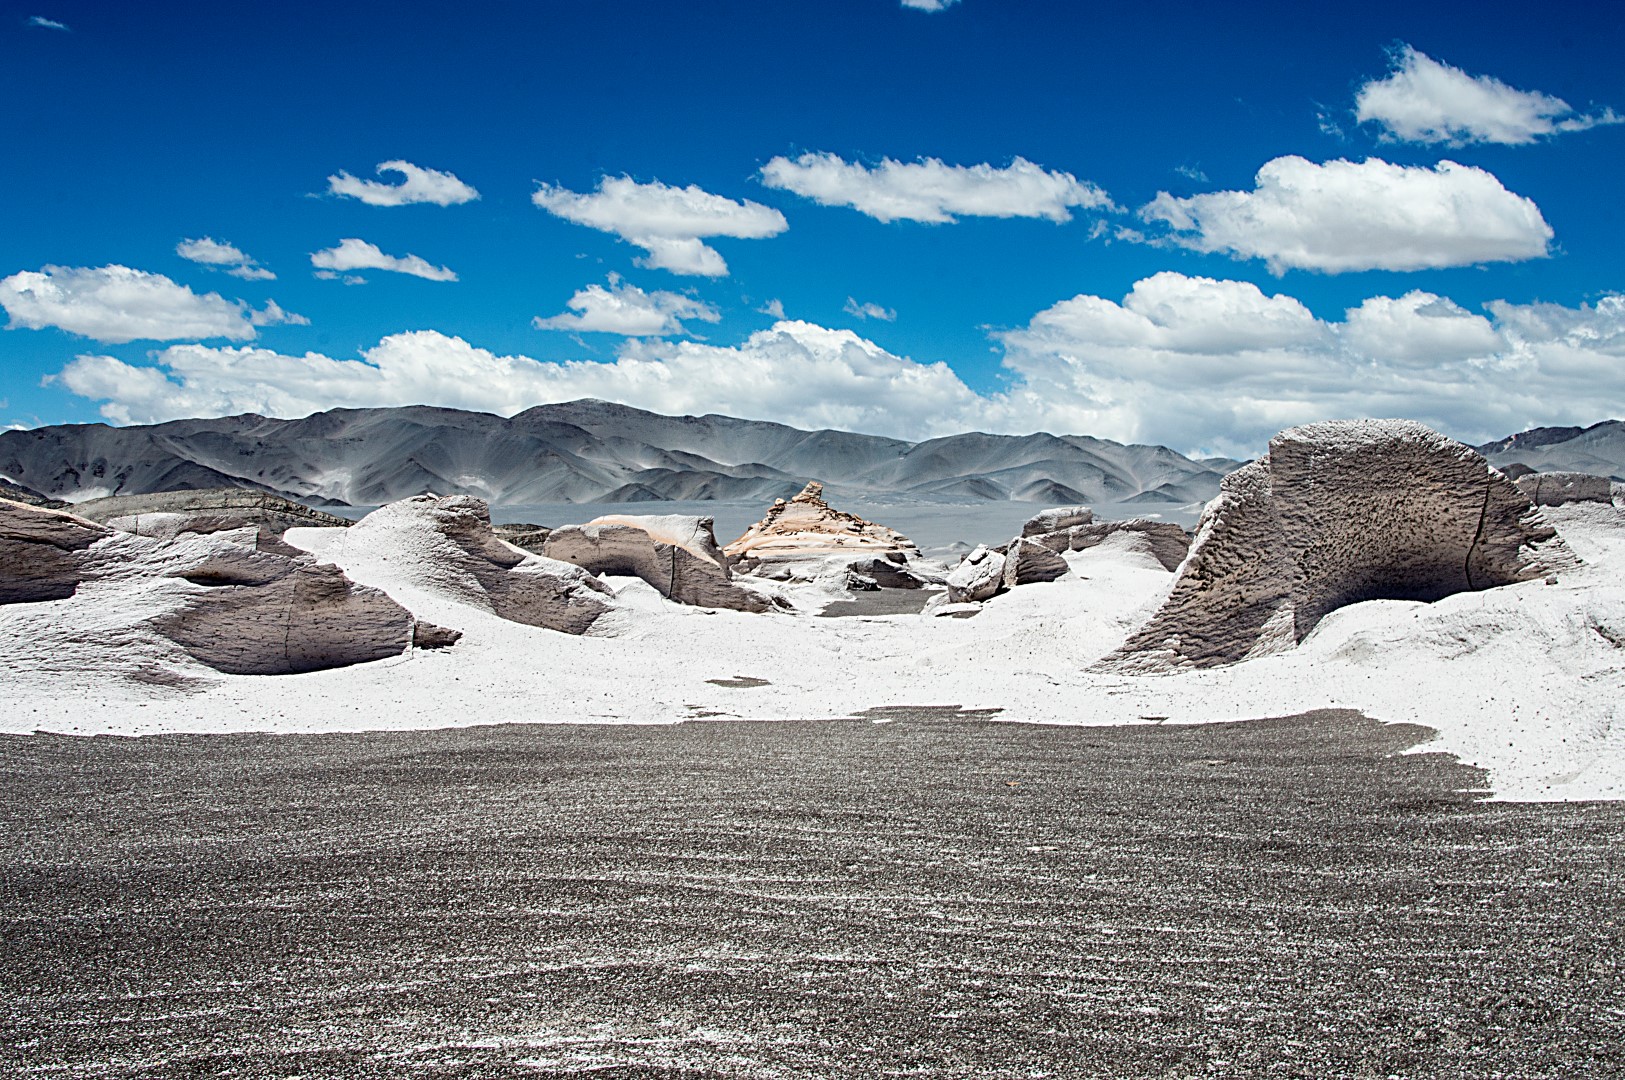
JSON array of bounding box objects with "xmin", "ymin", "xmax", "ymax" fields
[{"xmin": 1, "ymin": 710, "xmax": 1621, "ymax": 1079}]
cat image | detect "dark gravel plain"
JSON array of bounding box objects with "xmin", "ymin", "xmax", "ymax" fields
[{"xmin": 0, "ymin": 709, "xmax": 1621, "ymax": 1079}]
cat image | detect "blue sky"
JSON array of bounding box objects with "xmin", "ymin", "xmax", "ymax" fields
[{"xmin": 2, "ymin": 0, "xmax": 1623, "ymax": 456}]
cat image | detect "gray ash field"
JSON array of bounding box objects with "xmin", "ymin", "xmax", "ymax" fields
[{"xmin": 1, "ymin": 710, "xmax": 1621, "ymax": 1078}]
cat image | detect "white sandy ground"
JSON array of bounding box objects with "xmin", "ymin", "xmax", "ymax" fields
[{"xmin": 3, "ymin": 504, "xmax": 1623, "ymax": 803}]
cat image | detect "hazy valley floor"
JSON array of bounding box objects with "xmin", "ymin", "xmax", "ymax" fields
[{"xmin": 2, "ymin": 710, "xmax": 1620, "ymax": 1079}]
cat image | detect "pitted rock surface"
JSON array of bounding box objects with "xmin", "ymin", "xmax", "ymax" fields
[
  {"xmin": 1515, "ymin": 471, "xmax": 1614, "ymax": 507},
  {"xmin": 1105, "ymin": 420, "xmax": 1576, "ymax": 672},
  {"xmin": 544, "ymin": 515, "xmax": 769, "ymax": 612}
]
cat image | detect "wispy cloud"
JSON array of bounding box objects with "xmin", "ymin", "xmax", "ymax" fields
[
  {"xmin": 326, "ymin": 160, "xmax": 479, "ymax": 206},
  {"xmin": 26, "ymin": 15, "xmax": 69, "ymax": 31},
  {"xmin": 1355, "ymin": 45, "xmax": 1621, "ymax": 145},
  {"xmin": 900, "ymin": 0, "xmax": 960, "ymax": 10},
  {"xmin": 177, "ymin": 237, "xmax": 275, "ymax": 281},
  {"xmin": 534, "ymin": 276, "xmax": 720, "ymax": 337},
  {"xmin": 1140, "ymin": 156, "xmax": 1552, "ymax": 273},
  {"xmin": 843, "ymin": 297, "xmax": 896, "ymax": 322},
  {"xmin": 760, "ymin": 152, "xmax": 1115, "ymax": 224},
  {"xmin": 532, "ymin": 176, "xmax": 787, "ymax": 277},
  {"xmin": 309, "ymin": 238, "xmax": 457, "ymax": 282}
]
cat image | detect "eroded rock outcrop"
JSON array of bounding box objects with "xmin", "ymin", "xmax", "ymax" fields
[
  {"xmin": 77, "ymin": 488, "xmax": 353, "ymax": 535},
  {"xmin": 1103, "ymin": 420, "xmax": 1576, "ymax": 672},
  {"xmin": 543, "ymin": 514, "xmax": 770, "ymax": 612},
  {"xmin": 1515, "ymin": 471, "xmax": 1614, "ymax": 507},
  {"xmin": 342, "ymin": 495, "xmax": 614, "ymax": 634},
  {"xmin": 1027, "ymin": 518, "xmax": 1191, "ymax": 572},
  {"xmin": 1021, "ymin": 506, "xmax": 1093, "ymax": 537},
  {"xmin": 945, "ymin": 545, "xmax": 1007, "ymax": 603},
  {"xmin": 492, "ymin": 523, "xmax": 551, "ymax": 554},
  {"xmin": 1001, "ymin": 537, "xmax": 1071, "ymax": 589},
  {"xmin": 1, "ymin": 497, "xmax": 416, "ymax": 675},
  {"xmin": 0, "ymin": 497, "xmax": 110, "ymax": 603},
  {"xmin": 726, "ymin": 482, "xmax": 934, "ymax": 589}
]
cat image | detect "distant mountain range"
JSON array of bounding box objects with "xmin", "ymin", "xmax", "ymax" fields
[
  {"xmin": 0, "ymin": 400, "xmax": 1244, "ymax": 508},
  {"xmin": 2, "ymin": 402, "xmax": 1618, "ymax": 509}
]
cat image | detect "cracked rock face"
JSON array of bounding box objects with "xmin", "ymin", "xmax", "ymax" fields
[
  {"xmin": 544, "ymin": 514, "xmax": 770, "ymax": 613},
  {"xmin": 1104, "ymin": 420, "xmax": 1577, "ymax": 672},
  {"xmin": 1515, "ymin": 471, "xmax": 1614, "ymax": 507}
]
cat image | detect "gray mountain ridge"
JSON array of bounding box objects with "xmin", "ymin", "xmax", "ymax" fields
[
  {"xmin": 0, "ymin": 400, "xmax": 1244, "ymax": 508},
  {"xmin": 4, "ymin": 401, "xmax": 1618, "ymax": 509}
]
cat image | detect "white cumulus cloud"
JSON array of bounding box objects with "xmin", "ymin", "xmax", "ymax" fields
[
  {"xmin": 533, "ymin": 176, "xmax": 787, "ymax": 277},
  {"xmin": 1141, "ymin": 156, "xmax": 1553, "ymax": 273},
  {"xmin": 1355, "ymin": 45, "xmax": 1621, "ymax": 146},
  {"xmin": 0, "ymin": 265, "xmax": 303, "ymax": 344},
  {"xmin": 327, "ymin": 160, "xmax": 480, "ymax": 206},
  {"xmin": 309, "ymin": 238, "xmax": 457, "ymax": 282},
  {"xmin": 176, "ymin": 237, "xmax": 275, "ymax": 281},
  {"xmin": 760, "ymin": 152, "xmax": 1114, "ymax": 224},
  {"xmin": 843, "ymin": 297, "xmax": 896, "ymax": 322},
  {"xmin": 534, "ymin": 276, "xmax": 720, "ymax": 337}
]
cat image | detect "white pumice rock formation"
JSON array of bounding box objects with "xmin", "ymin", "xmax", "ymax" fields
[
  {"xmin": 0, "ymin": 496, "xmax": 415, "ymax": 676},
  {"xmin": 726, "ymin": 482, "xmax": 935, "ymax": 589},
  {"xmin": 1025, "ymin": 518, "xmax": 1191, "ymax": 572},
  {"xmin": 1021, "ymin": 506, "xmax": 1093, "ymax": 537},
  {"xmin": 338, "ymin": 495, "xmax": 616, "ymax": 635},
  {"xmin": 945, "ymin": 545, "xmax": 1007, "ymax": 603},
  {"xmin": 1515, "ymin": 471, "xmax": 1614, "ymax": 507},
  {"xmin": 1001, "ymin": 537, "xmax": 1072, "ymax": 589},
  {"xmin": 543, "ymin": 514, "xmax": 770, "ymax": 613},
  {"xmin": 1104, "ymin": 420, "xmax": 1577, "ymax": 672}
]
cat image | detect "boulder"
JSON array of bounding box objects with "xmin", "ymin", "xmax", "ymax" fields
[
  {"xmin": 1515, "ymin": 471, "xmax": 1614, "ymax": 507},
  {"xmin": 76, "ymin": 488, "xmax": 353, "ymax": 535},
  {"xmin": 1001, "ymin": 537, "xmax": 1071, "ymax": 589},
  {"xmin": 342, "ymin": 495, "xmax": 614, "ymax": 635},
  {"xmin": 1028, "ymin": 519, "xmax": 1191, "ymax": 572},
  {"xmin": 492, "ymin": 522, "xmax": 551, "ymax": 554},
  {"xmin": 1021, "ymin": 505, "xmax": 1093, "ymax": 537},
  {"xmin": 0, "ymin": 497, "xmax": 109, "ymax": 603},
  {"xmin": 543, "ymin": 514, "xmax": 770, "ymax": 612},
  {"xmin": 945, "ymin": 545, "xmax": 1007, "ymax": 603},
  {"xmin": 1103, "ymin": 420, "xmax": 1576, "ymax": 672}
]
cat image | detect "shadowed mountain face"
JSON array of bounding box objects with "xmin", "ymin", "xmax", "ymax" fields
[
  {"xmin": 0, "ymin": 400, "xmax": 1244, "ymax": 507},
  {"xmin": 1479, "ymin": 420, "xmax": 1625, "ymax": 481}
]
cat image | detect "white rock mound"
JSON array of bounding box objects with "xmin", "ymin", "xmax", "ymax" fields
[
  {"xmin": 0, "ymin": 497, "xmax": 415, "ymax": 677},
  {"xmin": 333, "ymin": 495, "xmax": 616, "ymax": 634},
  {"xmin": 1104, "ymin": 420, "xmax": 1577, "ymax": 672},
  {"xmin": 543, "ymin": 514, "xmax": 770, "ymax": 612}
]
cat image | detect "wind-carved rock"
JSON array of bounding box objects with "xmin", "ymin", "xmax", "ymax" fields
[
  {"xmin": 1026, "ymin": 518, "xmax": 1191, "ymax": 572},
  {"xmin": 1, "ymin": 496, "xmax": 415, "ymax": 675},
  {"xmin": 726, "ymin": 481, "xmax": 933, "ymax": 589},
  {"xmin": 945, "ymin": 545, "xmax": 1007, "ymax": 603},
  {"xmin": 1104, "ymin": 420, "xmax": 1577, "ymax": 672},
  {"xmin": 543, "ymin": 514, "xmax": 770, "ymax": 612},
  {"xmin": 76, "ymin": 488, "xmax": 353, "ymax": 535},
  {"xmin": 343, "ymin": 495, "xmax": 615, "ymax": 635},
  {"xmin": 1001, "ymin": 537, "xmax": 1071, "ymax": 589},
  {"xmin": 1514, "ymin": 471, "xmax": 1614, "ymax": 507},
  {"xmin": 1021, "ymin": 506, "xmax": 1093, "ymax": 537},
  {"xmin": 0, "ymin": 497, "xmax": 110, "ymax": 603}
]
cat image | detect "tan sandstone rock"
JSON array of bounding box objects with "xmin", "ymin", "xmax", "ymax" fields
[
  {"xmin": 1103, "ymin": 420, "xmax": 1576, "ymax": 672},
  {"xmin": 543, "ymin": 514, "xmax": 770, "ymax": 612},
  {"xmin": 726, "ymin": 482, "xmax": 931, "ymax": 588}
]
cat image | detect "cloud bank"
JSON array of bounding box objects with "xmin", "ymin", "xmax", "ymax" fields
[
  {"xmin": 533, "ymin": 177, "xmax": 787, "ymax": 277},
  {"xmin": 327, "ymin": 160, "xmax": 480, "ymax": 206},
  {"xmin": 52, "ymin": 273, "xmax": 1625, "ymax": 455},
  {"xmin": 0, "ymin": 265, "xmax": 303, "ymax": 344},
  {"xmin": 1356, "ymin": 45, "xmax": 1621, "ymax": 146},
  {"xmin": 534, "ymin": 277, "xmax": 721, "ymax": 336},
  {"xmin": 760, "ymin": 152, "xmax": 1114, "ymax": 224},
  {"xmin": 1141, "ymin": 156, "xmax": 1553, "ymax": 273},
  {"xmin": 310, "ymin": 238, "xmax": 458, "ymax": 282}
]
